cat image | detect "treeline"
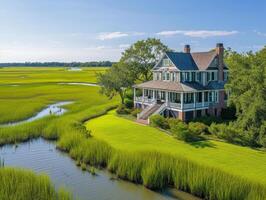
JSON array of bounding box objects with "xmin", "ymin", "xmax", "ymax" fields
[{"xmin": 0, "ymin": 61, "xmax": 114, "ymax": 67}]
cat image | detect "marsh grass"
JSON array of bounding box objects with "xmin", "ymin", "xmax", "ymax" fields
[
  {"xmin": 58, "ymin": 134, "xmax": 266, "ymax": 200},
  {"xmin": 0, "ymin": 167, "xmax": 73, "ymax": 200}
]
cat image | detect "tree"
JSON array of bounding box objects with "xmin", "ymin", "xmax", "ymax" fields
[
  {"xmin": 120, "ymin": 38, "xmax": 169, "ymax": 82},
  {"xmin": 225, "ymin": 47, "xmax": 266, "ymax": 136},
  {"xmin": 97, "ymin": 62, "xmax": 135, "ymax": 104}
]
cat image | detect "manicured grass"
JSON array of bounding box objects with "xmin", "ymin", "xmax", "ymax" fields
[
  {"xmin": 86, "ymin": 111, "xmax": 266, "ymax": 186},
  {"xmin": 0, "ymin": 67, "xmax": 106, "ymax": 84},
  {"xmin": 0, "ymin": 167, "xmax": 73, "ymax": 200}
]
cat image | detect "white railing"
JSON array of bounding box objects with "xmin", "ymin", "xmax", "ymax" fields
[
  {"xmin": 135, "ymin": 96, "xmax": 155, "ymax": 104},
  {"xmin": 169, "ymin": 102, "xmax": 181, "ymax": 109},
  {"xmin": 137, "ymin": 102, "xmax": 156, "ymax": 119},
  {"xmin": 183, "ymin": 103, "xmax": 194, "ymax": 109},
  {"xmin": 154, "ymin": 102, "xmax": 167, "ymax": 115}
]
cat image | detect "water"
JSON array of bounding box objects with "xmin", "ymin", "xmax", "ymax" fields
[
  {"xmin": 0, "ymin": 139, "xmax": 200, "ymax": 200},
  {"xmin": 58, "ymin": 82, "xmax": 99, "ymax": 87},
  {"xmin": 0, "ymin": 101, "xmax": 73, "ymax": 127}
]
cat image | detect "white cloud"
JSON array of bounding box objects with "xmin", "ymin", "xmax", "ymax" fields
[
  {"xmin": 97, "ymin": 31, "xmax": 145, "ymax": 40},
  {"xmin": 156, "ymin": 30, "xmax": 238, "ymax": 38},
  {"xmin": 253, "ymin": 30, "xmax": 266, "ymax": 37},
  {"xmin": 97, "ymin": 32, "xmax": 129, "ymax": 40}
]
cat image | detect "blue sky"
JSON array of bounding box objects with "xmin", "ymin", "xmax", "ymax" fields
[{"xmin": 0, "ymin": 0, "xmax": 265, "ymax": 62}]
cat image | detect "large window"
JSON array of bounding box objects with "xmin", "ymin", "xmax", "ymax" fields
[
  {"xmin": 184, "ymin": 93, "xmax": 194, "ymax": 103},
  {"xmin": 224, "ymin": 71, "xmax": 228, "ymax": 81},
  {"xmin": 169, "ymin": 92, "xmax": 181, "ymax": 103}
]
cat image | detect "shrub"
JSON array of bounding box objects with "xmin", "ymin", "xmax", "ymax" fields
[
  {"xmin": 188, "ymin": 122, "xmax": 209, "ymax": 135},
  {"xmin": 149, "ymin": 114, "xmax": 169, "ymax": 129},
  {"xmin": 116, "ymin": 104, "xmax": 131, "ymax": 114},
  {"xmin": 124, "ymin": 98, "xmax": 134, "ymax": 109},
  {"xmin": 131, "ymin": 108, "xmax": 141, "ymax": 117},
  {"xmin": 193, "ymin": 116, "xmax": 222, "ymax": 126},
  {"xmin": 125, "ymin": 89, "xmax": 134, "ymax": 100},
  {"xmin": 169, "ymin": 120, "xmax": 196, "ymax": 142}
]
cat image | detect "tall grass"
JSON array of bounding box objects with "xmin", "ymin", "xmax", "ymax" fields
[
  {"xmin": 0, "ymin": 167, "xmax": 73, "ymax": 200},
  {"xmin": 57, "ymin": 134, "xmax": 266, "ymax": 200}
]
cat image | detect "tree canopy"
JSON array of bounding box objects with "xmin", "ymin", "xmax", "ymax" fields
[
  {"xmin": 225, "ymin": 47, "xmax": 266, "ymax": 144},
  {"xmin": 97, "ymin": 62, "xmax": 135, "ymax": 104},
  {"xmin": 120, "ymin": 38, "xmax": 169, "ymax": 81}
]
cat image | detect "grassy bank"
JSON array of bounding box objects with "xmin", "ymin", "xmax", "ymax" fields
[{"xmin": 0, "ymin": 167, "xmax": 72, "ymax": 200}]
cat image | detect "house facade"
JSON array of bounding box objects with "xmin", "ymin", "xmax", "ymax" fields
[{"xmin": 133, "ymin": 43, "xmax": 228, "ymax": 122}]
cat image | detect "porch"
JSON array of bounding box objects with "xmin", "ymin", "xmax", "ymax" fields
[{"xmin": 133, "ymin": 88, "xmax": 218, "ymax": 111}]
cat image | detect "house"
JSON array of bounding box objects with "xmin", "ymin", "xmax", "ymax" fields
[{"xmin": 133, "ymin": 43, "xmax": 228, "ymax": 122}]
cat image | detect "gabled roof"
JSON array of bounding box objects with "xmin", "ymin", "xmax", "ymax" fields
[
  {"xmin": 155, "ymin": 50, "xmax": 226, "ymax": 71},
  {"xmin": 165, "ymin": 52, "xmax": 198, "ymax": 70},
  {"xmin": 191, "ymin": 50, "xmax": 217, "ymax": 70}
]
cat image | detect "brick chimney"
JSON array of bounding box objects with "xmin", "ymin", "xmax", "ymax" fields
[
  {"xmin": 216, "ymin": 43, "xmax": 224, "ymax": 81},
  {"xmin": 184, "ymin": 44, "xmax": 190, "ymax": 53}
]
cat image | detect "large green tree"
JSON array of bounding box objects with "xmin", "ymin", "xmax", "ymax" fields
[
  {"xmin": 120, "ymin": 38, "xmax": 169, "ymax": 81},
  {"xmin": 97, "ymin": 62, "xmax": 135, "ymax": 104},
  {"xmin": 225, "ymin": 47, "xmax": 266, "ymax": 142}
]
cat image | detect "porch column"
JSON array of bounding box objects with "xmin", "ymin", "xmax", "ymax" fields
[
  {"xmin": 202, "ymin": 91, "xmax": 204, "ymax": 107},
  {"xmin": 165, "ymin": 91, "xmax": 169, "ymax": 106},
  {"xmin": 194, "ymin": 92, "xmax": 196, "ymax": 108},
  {"xmin": 133, "ymin": 87, "xmax": 136, "ymax": 108},
  {"xmin": 142, "ymin": 89, "xmax": 145, "ymax": 107},
  {"xmin": 152, "ymin": 90, "xmax": 155, "ymax": 101},
  {"xmin": 181, "ymin": 92, "xmax": 184, "ymax": 110}
]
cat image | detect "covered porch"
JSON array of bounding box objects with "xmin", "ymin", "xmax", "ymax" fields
[{"xmin": 134, "ymin": 88, "xmax": 218, "ymax": 110}]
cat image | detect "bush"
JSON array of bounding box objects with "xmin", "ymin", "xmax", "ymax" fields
[
  {"xmin": 149, "ymin": 114, "xmax": 169, "ymax": 129},
  {"xmin": 131, "ymin": 108, "xmax": 141, "ymax": 117},
  {"xmin": 208, "ymin": 123, "xmax": 257, "ymax": 146},
  {"xmin": 116, "ymin": 104, "xmax": 131, "ymax": 114},
  {"xmin": 169, "ymin": 120, "xmax": 196, "ymax": 142},
  {"xmin": 125, "ymin": 89, "xmax": 134, "ymax": 100},
  {"xmin": 188, "ymin": 122, "xmax": 209, "ymax": 135},
  {"xmin": 193, "ymin": 116, "xmax": 222, "ymax": 126},
  {"xmin": 124, "ymin": 98, "xmax": 134, "ymax": 109}
]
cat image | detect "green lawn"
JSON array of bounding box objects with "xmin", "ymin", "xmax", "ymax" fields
[{"xmin": 87, "ymin": 111, "xmax": 266, "ymax": 185}]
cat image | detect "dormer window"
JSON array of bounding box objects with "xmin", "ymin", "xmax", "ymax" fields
[{"xmin": 163, "ymin": 59, "xmax": 171, "ymax": 67}]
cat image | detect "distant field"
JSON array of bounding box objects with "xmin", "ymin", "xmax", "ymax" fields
[
  {"xmin": 0, "ymin": 67, "xmax": 114, "ymax": 124},
  {"xmin": 0, "ymin": 67, "xmax": 107, "ymax": 84},
  {"xmin": 87, "ymin": 111, "xmax": 266, "ymax": 186}
]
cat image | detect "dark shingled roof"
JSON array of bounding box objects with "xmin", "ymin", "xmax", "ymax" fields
[
  {"xmin": 162, "ymin": 50, "xmax": 227, "ymax": 71},
  {"xmin": 166, "ymin": 52, "xmax": 198, "ymax": 70},
  {"xmin": 206, "ymin": 81, "xmax": 226, "ymax": 90}
]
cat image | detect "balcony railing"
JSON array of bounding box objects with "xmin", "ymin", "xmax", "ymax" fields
[{"xmin": 135, "ymin": 97, "xmax": 216, "ymax": 110}]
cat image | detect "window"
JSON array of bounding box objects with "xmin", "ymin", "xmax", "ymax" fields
[
  {"xmin": 185, "ymin": 72, "xmax": 190, "ymax": 82},
  {"xmin": 172, "ymin": 73, "xmax": 176, "ymax": 81},
  {"xmin": 211, "ymin": 72, "xmax": 215, "ymax": 81},
  {"xmin": 196, "ymin": 72, "xmax": 202, "ymax": 82},
  {"xmin": 166, "ymin": 72, "xmax": 170, "ymax": 80},
  {"xmin": 181, "ymin": 72, "xmax": 186, "ymax": 82},
  {"xmin": 192, "ymin": 72, "xmax": 196, "ymax": 81},
  {"xmin": 184, "ymin": 93, "xmax": 194, "ymax": 103},
  {"xmin": 162, "ymin": 72, "xmax": 166, "ymax": 81},
  {"xmin": 224, "ymin": 71, "xmax": 228, "ymax": 81},
  {"xmin": 156, "ymin": 73, "xmax": 160, "ymax": 80},
  {"xmin": 207, "ymin": 72, "xmax": 210, "ymax": 82},
  {"xmin": 163, "ymin": 59, "xmax": 170, "ymax": 66}
]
